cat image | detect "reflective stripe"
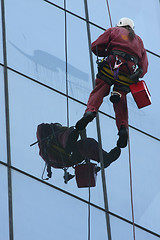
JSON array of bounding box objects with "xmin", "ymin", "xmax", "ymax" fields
[{"xmin": 99, "ymin": 63, "xmax": 135, "ymax": 86}]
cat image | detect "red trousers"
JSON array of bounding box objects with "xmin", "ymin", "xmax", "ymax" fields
[{"xmin": 85, "ymin": 78, "xmax": 128, "ymax": 130}]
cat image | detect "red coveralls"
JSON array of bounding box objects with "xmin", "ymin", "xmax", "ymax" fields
[{"xmin": 85, "ymin": 27, "xmax": 148, "ymax": 130}]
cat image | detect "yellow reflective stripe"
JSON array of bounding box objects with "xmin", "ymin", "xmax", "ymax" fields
[
  {"xmin": 101, "ymin": 69, "xmax": 114, "ymax": 80},
  {"xmin": 100, "ymin": 63, "xmax": 135, "ymax": 86}
]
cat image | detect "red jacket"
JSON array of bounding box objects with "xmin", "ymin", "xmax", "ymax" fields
[{"xmin": 91, "ymin": 27, "xmax": 148, "ymax": 77}]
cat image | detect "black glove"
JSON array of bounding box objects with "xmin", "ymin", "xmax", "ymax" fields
[{"xmin": 130, "ymin": 68, "xmax": 143, "ymax": 83}]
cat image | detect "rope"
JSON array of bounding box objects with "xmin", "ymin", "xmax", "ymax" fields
[
  {"xmin": 88, "ymin": 185, "xmax": 91, "ymax": 240},
  {"xmin": 64, "ymin": 0, "xmax": 69, "ymax": 127},
  {"xmin": 105, "ymin": 1, "xmax": 136, "ymax": 239},
  {"xmin": 128, "ymin": 130, "xmax": 136, "ymax": 240},
  {"xmin": 105, "ymin": 0, "xmax": 113, "ymax": 27}
]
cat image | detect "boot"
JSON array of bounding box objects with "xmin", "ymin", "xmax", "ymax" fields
[
  {"xmin": 110, "ymin": 91, "xmax": 122, "ymax": 103},
  {"xmin": 117, "ymin": 125, "xmax": 128, "ymax": 148},
  {"xmin": 103, "ymin": 147, "xmax": 121, "ymax": 168},
  {"xmin": 75, "ymin": 112, "xmax": 96, "ymax": 131}
]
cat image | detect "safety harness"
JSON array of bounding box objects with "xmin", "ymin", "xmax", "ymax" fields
[{"xmin": 97, "ymin": 49, "xmax": 139, "ymax": 88}]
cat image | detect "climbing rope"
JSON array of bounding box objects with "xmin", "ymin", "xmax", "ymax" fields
[
  {"xmin": 105, "ymin": 1, "xmax": 136, "ymax": 239},
  {"xmin": 105, "ymin": 0, "xmax": 113, "ymax": 27},
  {"xmin": 64, "ymin": 0, "xmax": 69, "ymax": 128},
  {"xmin": 128, "ymin": 130, "xmax": 136, "ymax": 240}
]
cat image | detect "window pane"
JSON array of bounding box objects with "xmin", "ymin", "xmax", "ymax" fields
[
  {"xmin": 0, "ymin": 3, "xmax": 3, "ymax": 64},
  {"xmin": 130, "ymin": 127, "xmax": 160, "ymax": 234},
  {"xmin": 0, "ymin": 67, "xmax": 7, "ymax": 163},
  {"xmin": 67, "ymin": 14, "xmax": 93, "ymax": 103},
  {"xmin": 90, "ymin": 206, "xmax": 108, "ymax": 240},
  {"xmin": 128, "ymin": 53, "xmax": 160, "ymax": 139},
  {"xmin": 135, "ymin": 226, "xmax": 160, "ymax": 240},
  {"xmin": 5, "ymin": 0, "xmax": 66, "ymax": 93},
  {"xmin": 8, "ymin": 70, "xmax": 67, "ymax": 178},
  {"xmin": 87, "ymin": 0, "xmax": 111, "ymax": 29},
  {"xmin": 110, "ymin": 214, "xmax": 133, "ymax": 240},
  {"xmin": 12, "ymin": 170, "xmax": 88, "ymax": 240},
  {"xmin": 66, "ymin": 0, "xmax": 85, "ymax": 18},
  {"xmin": 0, "ymin": 164, "xmax": 9, "ymax": 240},
  {"xmin": 45, "ymin": 0, "xmax": 63, "ymax": 8},
  {"xmin": 99, "ymin": 113, "xmax": 132, "ymax": 221}
]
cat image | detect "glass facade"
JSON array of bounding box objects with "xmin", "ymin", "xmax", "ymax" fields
[{"xmin": 1, "ymin": 0, "xmax": 160, "ymax": 239}]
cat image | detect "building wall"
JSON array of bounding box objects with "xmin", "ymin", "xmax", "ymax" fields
[{"xmin": 0, "ymin": 0, "xmax": 160, "ymax": 239}]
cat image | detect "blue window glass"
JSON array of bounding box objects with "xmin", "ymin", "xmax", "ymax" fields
[
  {"xmin": 5, "ymin": 0, "xmax": 66, "ymax": 93},
  {"xmin": 0, "ymin": 165, "xmax": 9, "ymax": 240}
]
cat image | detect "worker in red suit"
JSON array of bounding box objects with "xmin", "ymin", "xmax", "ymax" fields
[{"xmin": 76, "ymin": 17, "xmax": 148, "ymax": 148}]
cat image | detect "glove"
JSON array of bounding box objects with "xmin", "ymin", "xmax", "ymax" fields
[{"xmin": 130, "ymin": 68, "xmax": 143, "ymax": 83}]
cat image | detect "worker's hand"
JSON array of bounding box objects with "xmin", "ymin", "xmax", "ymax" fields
[{"xmin": 130, "ymin": 68, "xmax": 143, "ymax": 83}]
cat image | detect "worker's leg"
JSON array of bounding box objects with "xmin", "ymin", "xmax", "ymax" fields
[
  {"xmin": 76, "ymin": 78, "xmax": 110, "ymax": 130},
  {"xmin": 85, "ymin": 78, "xmax": 110, "ymax": 113},
  {"xmin": 113, "ymin": 91, "xmax": 129, "ymax": 148},
  {"xmin": 75, "ymin": 138, "xmax": 121, "ymax": 168}
]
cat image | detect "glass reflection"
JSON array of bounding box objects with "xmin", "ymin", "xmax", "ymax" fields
[
  {"xmin": 87, "ymin": 0, "xmax": 111, "ymax": 29},
  {"xmin": 5, "ymin": 0, "xmax": 66, "ymax": 93},
  {"xmin": 67, "ymin": 13, "xmax": 93, "ymax": 103},
  {"xmin": 130, "ymin": 127, "xmax": 160, "ymax": 234},
  {"xmin": 0, "ymin": 67, "xmax": 7, "ymax": 163},
  {"xmin": 0, "ymin": 165, "xmax": 9, "ymax": 240},
  {"xmin": 66, "ymin": 0, "xmax": 85, "ymax": 18},
  {"xmin": 12, "ymin": 170, "xmax": 88, "ymax": 240}
]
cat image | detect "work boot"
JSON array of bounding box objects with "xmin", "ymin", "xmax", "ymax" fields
[
  {"xmin": 117, "ymin": 125, "xmax": 128, "ymax": 148},
  {"xmin": 75, "ymin": 112, "xmax": 96, "ymax": 131},
  {"xmin": 103, "ymin": 147, "xmax": 121, "ymax": 168},
  {"xmin": 110, "ymin": 91, "xmax": 121, "ymax": 103}
]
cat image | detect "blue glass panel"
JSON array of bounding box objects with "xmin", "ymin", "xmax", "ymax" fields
[
  {"xmin": 110, "ymin": 214, "xmax": 133, "ymax": 240},
  {"xmin": 109, "ymin": 0, "xmax": 160, "ymax": 55},
  {"xmin": 90, "ymin": 206, "xmax": 108, "ymax": 239},
  {"xmin": 12, "ymin": 170, "xmax": 88, "ymax": 240},
  {"xmin": 0, "ymin": 3, "xmax": 3, "ymax": 64},
  {"xmin": 87, "ymin": 0, "xmax": 111, "ymax": 29},
  {"xmin": 8, "ymin": 70, "xmax": 67, "ymax": 177},
  {"xmin": 130, "ymin": 127, "xmax": 160, "ymax": 234},
  {"xmin": 0, "ymin": 67, "xmax": 7, "ymax": 163},
  {"xmin": 99, "ymin": 113, "xmax": 132, "ymax": 221},
  {"xmin": 66, "ymin": 0, "xmax": 85, "ymax": 18},
  {"xmin": 67, "ymin": 13, "xmax": 93, "ymax": 103},
  {"xmin": 0, "ymin": 164, "xmax": 9, "ymax": 240},
  {"xmin": 128, "ymin": 53, "xmax": 160, "ymax": 139},
  {"xmin": 45, "ymin": 0, "xmax": 63, "ymax": 8},
  {"xmin": 5, "ymin": 0, "xmax": 66, "ymax": 93},
  {"xmin": 135, "ymin": 226, "xmax": 160, "ymax": 240}
]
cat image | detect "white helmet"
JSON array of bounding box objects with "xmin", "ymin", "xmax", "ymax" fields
[{"xmin": 117, "ymin": 17, "xmax": 135, "ymax": 30}]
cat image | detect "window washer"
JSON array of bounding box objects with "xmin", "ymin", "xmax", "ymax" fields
[
  {"xmin": 76, "ymin": 17, "xmax": 148, "ymax": 148},
  {"xmin": 37, "ymin": 123, "xmax": 121, "ymax": 175}
]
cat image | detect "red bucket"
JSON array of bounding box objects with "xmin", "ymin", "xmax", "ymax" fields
[
  {"xmin": 129, "ymin": 80, "xmax": 151, "ymax": 109},
  {"xmin": 75, "ymin": 163, "xmax": 97, "ymax": 188}
]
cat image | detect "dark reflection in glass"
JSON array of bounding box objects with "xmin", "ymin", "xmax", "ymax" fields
[
  {"xmin": 9, "ymin": 42, "xmax": 89, "ymax": 83},
  {"xmin": 35, "ymin": 122, "xmax": 121, "ymax": 185}
]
